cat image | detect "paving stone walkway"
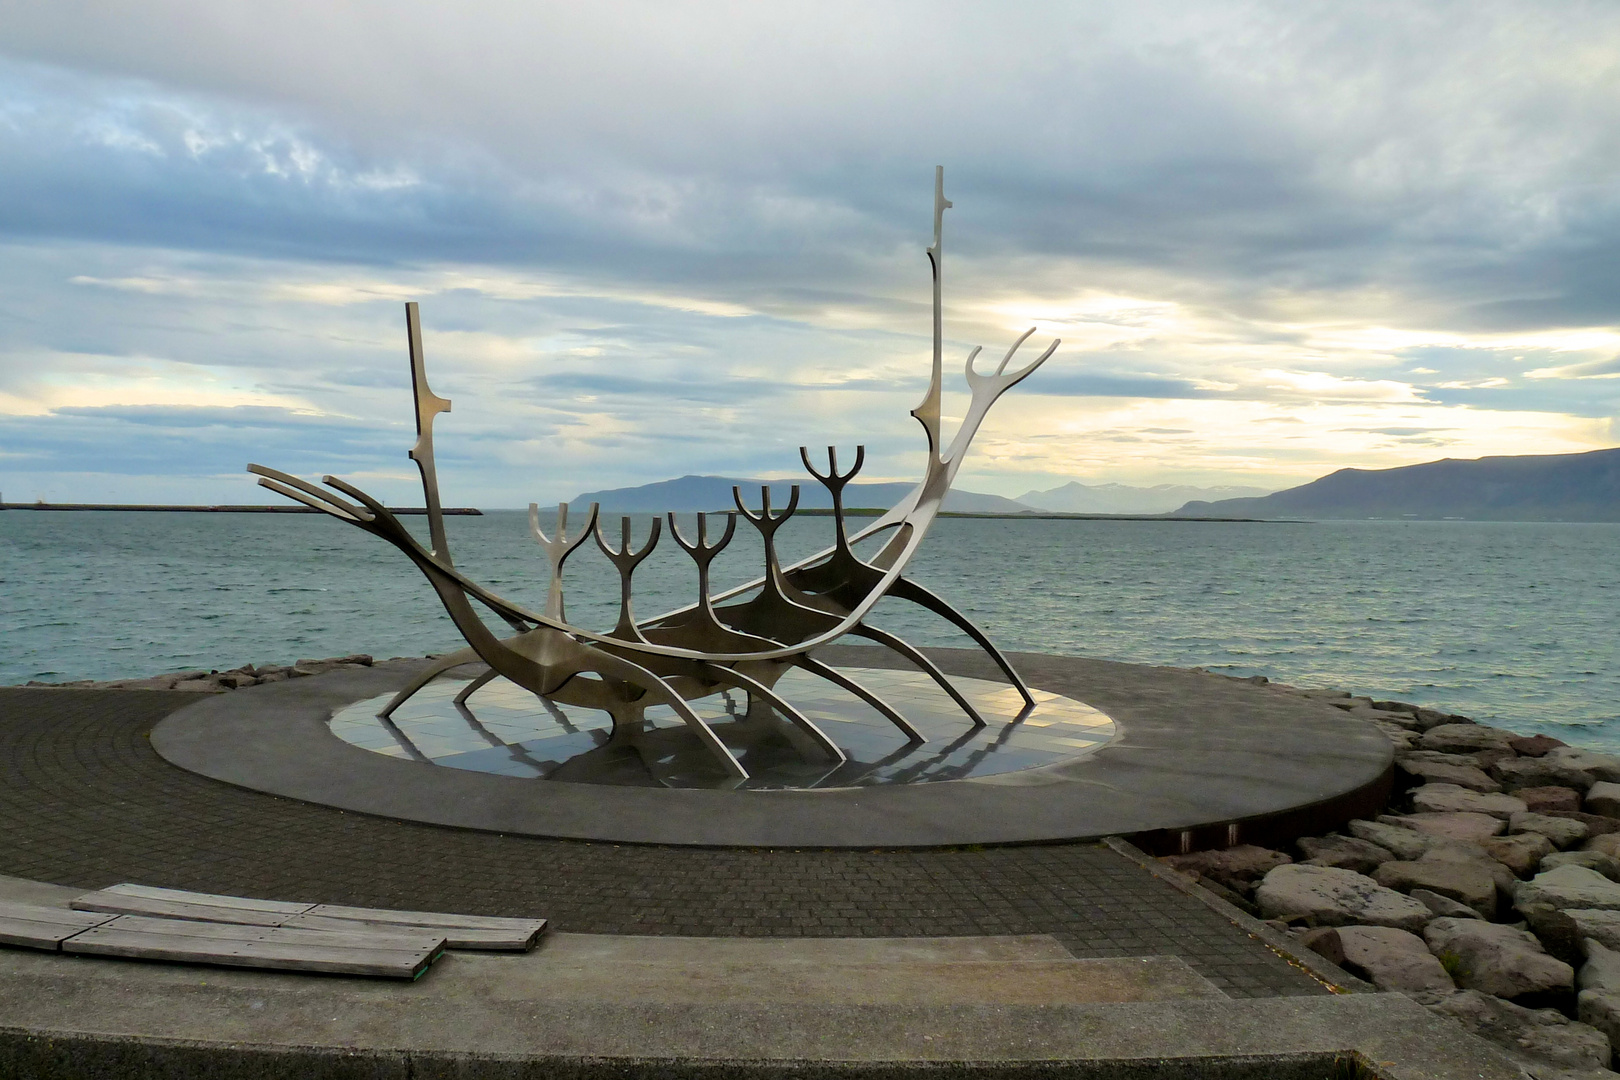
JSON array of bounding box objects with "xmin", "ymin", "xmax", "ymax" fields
[{"xmin": 0, "ymin": 687, "xmax": 1325, "ymax": 999}]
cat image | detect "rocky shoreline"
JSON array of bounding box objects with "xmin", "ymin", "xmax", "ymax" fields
[
  {"xmin": 1174, "ymin": 670, "xmax": 1620, "ymax": 1079},
  {"xmin": 19, "ymin": 654, "xmax": 386, "ymax": 691},
  {"xmin": 19, "ymin": 658, "xmax": 1620, "ymax": 1076}
]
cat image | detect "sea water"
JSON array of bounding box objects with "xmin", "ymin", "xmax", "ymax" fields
[{"xmin": 2, "ymin": 510, "xmax": 1617, "ymax": 750}]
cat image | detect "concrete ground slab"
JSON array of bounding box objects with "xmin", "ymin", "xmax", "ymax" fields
[
  {"xmin": 0, "ymin": 939, "xmax": 1522, "ymax": 1079},
  {"xmin": 469, "ymin": 933, "xmax": 1225, "ymax": 1005},
  {"xmin": 150, "ymin": 648, "xmax": 1393, "ymax": 848}
]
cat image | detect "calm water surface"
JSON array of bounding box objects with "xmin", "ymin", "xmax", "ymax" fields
[{"xmin": 3, "ymin": 511, "xmax": 1616, "ymax": 749}]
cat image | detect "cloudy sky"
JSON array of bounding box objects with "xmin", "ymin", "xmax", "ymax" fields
[{"xmin": 2, "ymin": 1, "xmax": 1618, "ymax": 507}]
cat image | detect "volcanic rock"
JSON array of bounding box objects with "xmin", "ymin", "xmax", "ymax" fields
[
  {"xmin": 1412, "ymin": 784, "xmax": 1526, "ymax": 820},
  {"xmin": 1348, "ymin": 819, "xmax": 1433, "ymax": 860},
  {"xmin": 1296, "ymin": 835, "xmax": 1394, "ymax": 874},
  {"xmin": 1495, "ymin": 756, "xmax": 1599, "ymax": 793},
  {"xmin": 1429, "ymin": 991, "xmax": 1610, "ymax": 1074},
  {"xmin": 1588, "ymin": 783, "xmax": 1620, "ymax": 819},
  {"xmin": 1160, "ymin": 845, "xmax": 1290, "ymax": 894},
  {"xmin": 1411, "ymin": 888, "xmax": 1484, "ymax": 920},
  {"xmin": 1398, "ymin": 760, "xmax": 1503, "ymax": 793},
  {"xmin": 1512, "ymin": 734, "xmax": 1570, "ymax": 758},
  {"xmin": 1569, "ymin": 911, "xmax": 1620, "ymax": 954},
  {"xmin": 1393, "ymin": 811, "xmax": 1506, "ymax": 843},
  {"xmin": 1421, "ymin": 724, "xmax": 1518, "ymax": 754},
  {"xmin": 1425, "ymin": 917, "xmax": 1574, "ymax": 1000},
  {"xmin": 1373, "ymin": 860, "xmax": 1497, "ymax": 917},
  {"xmin": 1577, "ymin": 990, "xmax": 1620, "ymax": 1068},
  {"xmin": 1254, "ymin": 864, "xmax": 1431, "ymax": 931},
  {"xmin": 1297, "ymin": 926, "xmax": 1345, "ymax": 966},
  {"xmin": 1518, "ymin": 865, "xmax": 1620, "ymax": 914},
  {"xmin": 1514, "ymin": 812, "xmax": 1593, "ymax": 850},
  {"xmin": 1522, "ymin": 787, "xmax": 1587, "ymax": 814},
  {"xmin": 1550, "ymin": 811, "xmax": 1620, "ymax": 838},
  {"xmin": 1337, "ymin": 925, "xmax": 1455, "ymax": 993},
  {"xmin": 1483, "ymin": 833, "xmax": 1557, "ymax": 878},
  {"xmin": 1581, "ymin": 939, "xmax": 1620, "ymax": 994},
  {"xmin": 1545, "ymin": 851, "xmax": 1620, "ymax": 883}
]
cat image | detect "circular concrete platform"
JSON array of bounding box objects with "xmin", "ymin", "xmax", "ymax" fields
[{"xmin": 151, "ymin": 647, "xmax": 1393, "ymax": 849}]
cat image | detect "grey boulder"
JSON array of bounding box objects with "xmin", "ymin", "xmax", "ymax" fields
[
  {"xmin": 1482, "ymin": 832, "xmax": 1557, "ymax": 878},
  {"xmin": 1588, "ymin": 782, "xmax": 1620, "ymax": 819},
  {"xmin": 1551, "ymin": 747, "xmax": 1620, "ymax": 787},
  {"xmin": 1569, "ymin": 910, "xmax": 1620, "ymax": 953},
  {"xmin": 1254, "ymin": 864, "xmax": 1431, "ymax": 931},
  {"xmin": 1424, "ymin": 917, "xmax": 1574, "ymax": 1000},
  {"xmin": 1580, "ymin": 938, "xmax": 1620, "ymax": 993},
  {"xmin": 1336, "ymin": 924, "xmax": 1455, "ymax": 993},
  {"xmin": 1411, "ymin": 783, "xmax": 1526, "ymax": 820},
  {"xmin": 1545, "ymin": 850, "xmax": 1620, "ymax": 883},
  {"xmin": 1348, "ymin": 819, "xmax": 1431, "ymax": 861},
  {"xmin": 1518, "ymin": 865, "xmax": 1620, "ymax": 914},
  {"xmin": 1495, "ymin": 755, "xmax": 1600, "ymax": 793},
  {"xmin": 1428, "ymin": 989, "xmax": 1611, "ymax": 1074},
  {"xmin": 1295, "ymin": 834, "xmax": 1394, "ymax": 874},
  {"xmin": 1372, "ymin": 860, "xmax": 1497, "ymax": 918},
  {"xmin": 1399, "ymin": 759, "xmax": 1502, "ymax": 793},
  {"xmin": 1411, "ymin": 888, "xmax": 1484, "ymax": 920},
  {"xmin": 1421, "ymin": 724, "xmax": 1517, "ymax": 754},
  {"xmin": 1394, "ymin": 811, "xmax": 1507, "ymax": 843},
  {"xmin": 1577, "ymin": 990, "xmax": 1620, "ymax": 1069},
  {"xmin": 1514, "ymin": 811, "xmax": 1593, "ymax": 850},
  {"xmin": 1160, "ymin": 844, "xmax": 1291, "ymax": 894}
]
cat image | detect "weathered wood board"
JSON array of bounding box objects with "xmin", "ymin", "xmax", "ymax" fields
[
  {"xmin": 71, "ymin": 893, "xmax": 302, "ymax": 926},
  {"xmin": 69, "ymin": 883, "xmax": 546, "ymax": 954},
  {"xmin": 0, "ymin": 902, "xmax": 117, "ymax": 951},
  {"xmin": 63, "ymin": 916, "xmax": 443, "ymax": 979},
  {"xmin": 98, "ymin": 883, "xmax": 311, "ymax": 915},
  {"xmin": 299, "ymin": 906, "xmax": 547, "ymax": 950}
]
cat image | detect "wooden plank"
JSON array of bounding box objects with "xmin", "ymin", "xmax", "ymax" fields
[
  {"xmin": 304, "ymin": 904, "xmax": 547, "ymax": 949},
  {"xmin": 63, "ymin": 922, "xmax": 441, "ymax": 980},
  {"xmin": 286, "ymin": 912, "xmax": 545, "ymax": 951},
  {"xmin": 99, "ymin": 915, "xmax": 446, "ymax": 952},
  {"xmin": 71, "ymin": 894, "xmax": 292, "ymax": 926},
  {"xmin": 0, "ymin": 905, "xmax": 118, "ymax": 952},
  {"xmin": 74, "ymin": 885, "xmax": 545, "ymax": 951},
  {"xmin": 97, "ymin": 883, "xmax": 313, "ymax": 915}
]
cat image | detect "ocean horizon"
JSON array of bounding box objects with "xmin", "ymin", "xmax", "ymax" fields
[{"xmin": 4, "ymin": 509, "xmax": 1616, "ymax": 751}]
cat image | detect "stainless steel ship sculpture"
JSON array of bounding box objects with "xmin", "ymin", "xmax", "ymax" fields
[{"xmin": 249, "ymin": 169, "xmax": 1058, "ymax": 780}]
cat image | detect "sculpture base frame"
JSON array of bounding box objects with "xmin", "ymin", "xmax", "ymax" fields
[{"xmin": 151, "ymin": 647, "xmax": 1392, "ymax": 851}]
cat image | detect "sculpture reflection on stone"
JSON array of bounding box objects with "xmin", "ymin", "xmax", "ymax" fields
[{"xmin": 249, "ymin": 169, "xmax": 1059, "ymax": 781}]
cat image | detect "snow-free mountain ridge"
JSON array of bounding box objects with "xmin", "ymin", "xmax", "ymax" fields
[{"xmin": 1173, "ymin": 448, "xmax": 1620, "ymax": 521}]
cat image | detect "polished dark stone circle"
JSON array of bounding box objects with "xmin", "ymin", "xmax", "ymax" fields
[
  {"xmin": 330, "ymin": 667, "xmax": 1116, "ymax": 790},
  {"xmin": 152, "ymin": 647, "xmax": 1393, "ymax": 849}
]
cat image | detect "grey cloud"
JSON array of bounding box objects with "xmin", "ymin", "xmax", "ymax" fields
[{"xmin": 0, "ymin": 5, "xmax": 1618, "ymax": 333}]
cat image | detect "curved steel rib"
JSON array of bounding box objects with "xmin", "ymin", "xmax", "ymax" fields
[{"xmin": 250, "ymin": 167, "xmax": 1057, "ymax": 777}]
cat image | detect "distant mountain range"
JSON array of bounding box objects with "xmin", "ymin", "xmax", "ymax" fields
[
  {"xmin": 1173, "ymin": 448, "xmax": 1620, "ymax": 521},
  {"xmin": 1016, "ymin": 480, "xmax": 1271, "ymax": 515},
  {"xmin": 568, "ymin": 475, "xmax": 1035, "ymax": 514}
]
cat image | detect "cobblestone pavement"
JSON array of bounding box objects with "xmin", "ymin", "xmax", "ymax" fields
[{"xmin": 0, "ymin": 688, "xmax": 1325, "ymax": 999}]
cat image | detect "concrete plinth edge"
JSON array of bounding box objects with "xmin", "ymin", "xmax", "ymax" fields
[{"xmin": 0, "ymin": 1034, "xmax": 1364, "ymax": 1080}]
